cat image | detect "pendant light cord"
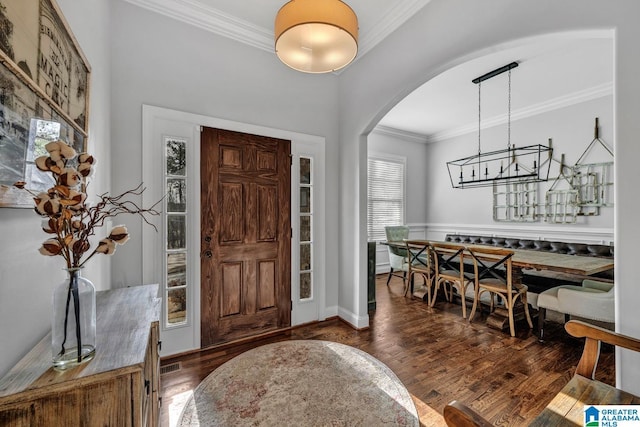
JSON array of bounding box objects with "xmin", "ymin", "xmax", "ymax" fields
[
  {"xmin": 508, "ymin": 69, "xmax": 512, "ymax": 150},
  {"xmin": 478, "ymin": 82, "xmax": 481, "ymax": 156}
]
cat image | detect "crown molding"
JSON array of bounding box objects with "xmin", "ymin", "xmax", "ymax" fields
[
  {"xmin": 357, "ymin": 0, "xmax": 432, "ymax": 57},
  {"xmin": 428, "ymin": 81, "xmax": 613, "ymax": 143},
  {"xmin": 122, "ymin": 0, "xmax": 432, "ymax": 64},
  {"xmin": 372, "ymin": 125, "xmax": 429, "ymax": 143},
  {"xmin": 122, "ymin": 0, "xmax": 274, "ymax": 52}
]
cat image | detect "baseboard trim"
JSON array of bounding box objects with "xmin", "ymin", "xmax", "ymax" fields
[{"xmin": 338, "ymin": 306, "xmax": 369, "ymax": 329}]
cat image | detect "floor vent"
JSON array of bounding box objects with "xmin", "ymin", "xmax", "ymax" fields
[{"xmin": 160, "ymin": 362, "xmax": 181, "ymax": 375}]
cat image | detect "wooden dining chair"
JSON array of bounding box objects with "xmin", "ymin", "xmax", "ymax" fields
[
  {"xmin": 404, "ymin": 240, "xmax": 436, "ymax": 301},
  {"xmin": 430, "ymin": 242, "xmax": 476, "ymax": 317},
  {"xmin": 467, "ymin": 246, "xmax": 533, "ymax": 337},
  {"xmin": 443, "ymin": 401, "xmax": 492, "ymax": 427}
]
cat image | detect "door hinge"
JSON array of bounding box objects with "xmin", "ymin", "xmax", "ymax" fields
[
  {"xmin": 289, "ymin": 154, "xmax": 293, "ymax": 165},
  {"xmin": 291, "ymin": 300, "xmax": 293, "ymax": 311}
]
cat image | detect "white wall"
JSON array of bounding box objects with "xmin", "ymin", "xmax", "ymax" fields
[
  {"xmin": 108, "ymin": 1, "xmax": 341, "ymax": 307},
  {"xmin": 338, "ymin": 0, "xmax": 640, "ymax": 394},
  {"xmin": 426, "ymin": 95, "xmax": 614, "ymax": 231},
  {"xmin": 0, "ymin": 0, "xmax": 112, "ymax": 377}
]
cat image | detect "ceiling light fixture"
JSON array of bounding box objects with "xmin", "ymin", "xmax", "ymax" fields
[
  {"xmin": 275, "ymin": 0, "xmax": 358, "ymax": 73},
  {"xmin": 446, "ymin": 62, "xmax": 553, "ymax": 189}
]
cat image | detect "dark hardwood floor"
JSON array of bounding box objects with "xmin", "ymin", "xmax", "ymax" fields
[{"xmin": 160, "ymin": 275, "xmax": 614, "ymax": 426}]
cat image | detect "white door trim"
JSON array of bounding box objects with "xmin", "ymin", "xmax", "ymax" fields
[
  {"xmin": 142, "ymin": 105, "xmax": 326, "ymax": 356},
  {"xmin": 291, "ymin": 141, "xmax": 327, "ymax": 325}
]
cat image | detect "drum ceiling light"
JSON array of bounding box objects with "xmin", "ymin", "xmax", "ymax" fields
[{"xmin": 275, "ymin": 0, "xmax": 358, "ymax": 73}]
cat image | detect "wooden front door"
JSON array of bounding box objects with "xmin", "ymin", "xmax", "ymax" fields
[{"xmin": 200, "ymin": 127, "xmax": 291, "ymax": 347}]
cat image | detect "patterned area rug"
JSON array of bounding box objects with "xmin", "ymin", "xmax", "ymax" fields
[{"xmin": 178, "ymin": 340, "xmax": 419, "ymax": 426}]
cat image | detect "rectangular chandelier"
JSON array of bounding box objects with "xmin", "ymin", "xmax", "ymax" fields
[
  {"xmin": 446, "ymin": 62, "xmax": 552, "ymax": 189},
  {"xmin": 447, "ymin": 144, "xmax": 552, "ymax": 189}
]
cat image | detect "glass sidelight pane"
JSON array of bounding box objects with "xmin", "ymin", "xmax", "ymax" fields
[
  {"xmin": 167, "ymin": 179, "xmax": 187, "ymax": 212},
  {"xmin": 300, "ymin": 215, "xmax": 311, "ymax": 242},
  {"xmin": 300, "ymin": 187, "xmax": 311, "ymax": 213},
  {"xmin": 166, "ymin": 139, "xmax": 186, "ymax": 176},
  {"xmin": 298, "ymin": 156, "xmax": 313, "ymax": 302},
  {"xmin": 163, "ymin": 136, "xmax": 189, "ymax": 328},
  {"xmin": 167, "ymin": 252, "xmax": 186, "ymax": 287},
  {"xmin": 300, "ymin": 272, "xmax": 311, "ymax": 299},
  {"xmin": 167, "ymin": 215, "xmax": 186, "ymax": 249},
  {"xmin": 167, "ymin": 288, "xmax": 187, "ymax": 324},
  {"xmin": 300, "ymin": 243, "xmax": 311, "ymax": 271},
  {"xmin": 300, "ymin": 157, "xmax": 311, "ymax": 184}
]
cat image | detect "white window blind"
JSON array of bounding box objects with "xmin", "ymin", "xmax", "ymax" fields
[{"xmin": 367, "ymin": 156, "xmax": 405, "ymax": 241}]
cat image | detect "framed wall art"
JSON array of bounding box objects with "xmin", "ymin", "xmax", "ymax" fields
[{"xmin": 0, "ymin": 0, "xmax": 90, "ymax": 207}]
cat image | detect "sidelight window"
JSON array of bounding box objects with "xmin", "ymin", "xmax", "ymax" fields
[
  {"xmin": 299, "ymin": 157, "xmax": 313, "ymax": 300},
  {"xmin": 164, "ymin": 137, "xmax": 188, "ymax": 326}
]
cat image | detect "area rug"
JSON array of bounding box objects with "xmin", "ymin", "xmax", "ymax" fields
[{"xmin": 178, "ymin": 340, "xmax": 419, "ymax": 426}]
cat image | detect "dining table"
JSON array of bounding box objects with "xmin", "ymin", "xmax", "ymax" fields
[
  {"xmin": 382, "ymin": 240, "xmax": 615, "ymax": 331},
  {"xmin": 385, "ymin": 239, "xmax": 614, "ymax": 276}
]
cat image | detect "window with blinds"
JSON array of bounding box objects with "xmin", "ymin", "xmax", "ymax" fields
[{"xmin": 367, "ymin": 155, "xmax": 406, "ymax": 241}]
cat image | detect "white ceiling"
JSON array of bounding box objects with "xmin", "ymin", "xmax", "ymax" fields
[
  {"xmin": 191, "ymin": 0, "xmax": 426, "ymax": 43},
  {"xmin": 123, "ymin": 1, "xmax": 614, "ymax": 141},
  {"xmin": 378, "ymin": 34, "xmax": 614, "ymax": 142},
  {"xmin": 123, "ymin": 0, "xmax": 432, "ymax": 57}
]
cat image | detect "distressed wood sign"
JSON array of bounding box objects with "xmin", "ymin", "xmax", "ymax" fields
[{"xmin": 0, "ymin": 0, "xmax": 90, "ymax": 207}]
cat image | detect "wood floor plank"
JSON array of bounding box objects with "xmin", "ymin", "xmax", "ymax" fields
[{"xmin": 160, "ymin": 275, "xmax": 615, "ymax": 426}]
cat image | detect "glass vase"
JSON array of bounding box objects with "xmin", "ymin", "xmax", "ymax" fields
[{"xmin": 52, "ymin": 268, "xmax": 96, "ymax": 369}]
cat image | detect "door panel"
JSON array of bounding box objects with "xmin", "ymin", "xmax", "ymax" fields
[
  {"xmin": 201, "ymin": 127, "xmax": 291, "ymax": 347},
  {"xmin": 221, "ymin": 262, "xmax": 242, "ymax": 316},
  {"xmin": 258, "ymin": 260, "xmax": 276, "ymax": 309},
  {"xmin": 220, "ymin": 182, "xmax": 243, "ymax": 243},
  {"xmin": 257, "ymin": 185, "xmax": 277, "ymax": 241}
]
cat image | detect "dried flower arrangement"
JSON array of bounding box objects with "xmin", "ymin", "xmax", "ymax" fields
[
  {"xmin": 14, "ymin": 140, "xmax": 160, "ymax": 269},
  {"xmin": 14, "ymin": 139, "xmax": 161, "ymax": 366}
]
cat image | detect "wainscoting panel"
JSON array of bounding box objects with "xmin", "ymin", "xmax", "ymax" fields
[{"xmin": 425, "ymin": 223, "xmax": 613, "ymax": 245}]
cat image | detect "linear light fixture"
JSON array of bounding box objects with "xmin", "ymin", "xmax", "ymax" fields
[{"xmin": 447, "ymin": 62, "xmax": 553, "ymax": 189}]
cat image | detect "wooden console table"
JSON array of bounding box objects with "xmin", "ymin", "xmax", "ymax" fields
[{"xmin": 0, "ymin": 284, "xmax": 161, "ymax": 426}]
